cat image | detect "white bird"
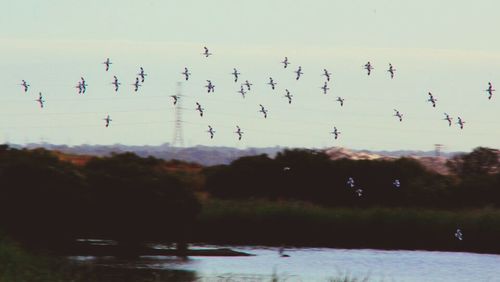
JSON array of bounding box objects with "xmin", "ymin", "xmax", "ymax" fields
[
  {"xmin": 244, "ymin": 80, "xmax": 253, "ymax": 91},
  {"xmin": 268, "ymin": 77, "xmax": 277, "ymax": 90},
  {"xmin": 196, "ymin": 102, "xmax": 204, "ymax": 117},
  {"xmin": 281, "ymin": 57, "xmax": 290, "ymax": 68},
  {"xmin": 207, "ymin": 125, "xmax": 215, "ymax": 139},
  {"xmin": 231, "ymin": 68, "xmax": 241, "ymax": 82},
  {"xmin": 455, "ymin": 228, "xmax": 463, "ymax": 241},
  {"xmin": 321, "ymin": 82, "xmax": 330, "ymax": 94},
  {"xmin": 355, "ymin": 188, "xmax": 363, "ymax": 197},
  {"xmin": 111, "ymin": 76, "xmax": 121, "ymax": 92},
  {"xmin": 444, "ymin": 113, "xmax": 453, "ymax": 127},
  {"xmin": 35, "ymin": 92, "xmax": 45, "ymax": 108},
  {"xmin": 237, "ymin": 86, "xmax": 247, "ymax": 98},
  {"xmin": 235, "ymin": 126, "xmax": 244, "ymax": 140},
  {"xmin": 283, "ymin": 166, "xmax": 291, "ymax": 172},
  {"xmin": 336, "ymin": 97, "xmax": 344, "ymax": 107},
  {"xmin": 323, "ymin": 69, "xmax": 332, "ymax": 82},
  {"xmin": 294, "ymin": 66, "xmax": 303, "ymax": 80},
  {"xmin": 393, "ymin": 179, "xmax": 401, "ymax": 188},
  {"xmin": 80, "ymin": 77, "xmax": 88, "ymax": 94},
  {"xmin": 103, "ymin": 115, "xmax": 112, "ymax": 128},
  {"xmin": 347, "ymin": 177, "xmax": 355, "ymax": 188},
  {"xmin": 138, "ymin": 67, "xmax": 147, "ymax": 83},
  {"xmin": 485, "ymin": 82, "xmax": 495, "ymax": 100},
  {"xmin": 331, "ymin": 126, "xmax": 341, "ymax": 140},
  {"xmin": 259, "ymin": 104, "xmax": 268, "ymax": 119},
  {"xmin": 427, "ymin": 92, "xmax": 437, "ymax": 107},
  {"xmin": 182, "ymin": 67, "xmax": 191, "ymax": 81},
  {"xmin": 20, "ymin": 80, "xmax": 30, "ymax": 92},
  {"xmin": 170, "ymin": 95, "xmax": 179, "ymax": 105},
  {"xmin": 75, "ymin": 81, "xmax": 83, "ymax": 94},
  {"xmin": 284, "ymin": 89, "xmax": 293, "ymax": 104},
  {"xmin": 387, "ymin": 63, "xmax": 396, "ymax": 79},
  {"xmin": 205, "ymin": 80, "xmax": 215, "ymax": 93},
  {"xmin": 132, "ymin": 77, "xmax": 141, "ymax": 92},
  {"xmin": 103, "ymin": 58, "xmax": 112, "ymax": 71},
  {"xmin": 364, "ymin": 61, "xmax": 373, "ymax": 76},
  {"xmin": 457, "ymin": 117, "xmax": 465, "ymax": 129},
  {"xmin": 202, "ymin": 46, "xmax": 212, "ymax": 57},
  {"xmin": 394, "ymin": 109, "xmax": 403, "ymax": 122}
]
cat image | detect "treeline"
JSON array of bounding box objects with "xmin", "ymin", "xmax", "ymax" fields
[
  {"xmin": 0, "ymin": 144, "xmax": 498, "ymax": 251},
  {"xmin": 0, "ymin": 145, "xmax": 200, "ymax": 249},
  {"xmin": 204, "ymin": 147, "xmax": 500, "ymax": 208}
]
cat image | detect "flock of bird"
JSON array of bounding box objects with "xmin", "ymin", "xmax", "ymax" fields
[
  {"xmin": 17, "ymin": 46, "xmax": 485, "ymax": 245},
  {"xmin": 18, "ymin": 46, "xmax": 495, "ymax": 141}
]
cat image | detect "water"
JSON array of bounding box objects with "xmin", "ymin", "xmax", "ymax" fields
[{"xmin": 70, "ymin": 245, "xmax": 500, "ymax": 281}]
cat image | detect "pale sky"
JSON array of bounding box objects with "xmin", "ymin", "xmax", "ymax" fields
[{"xmin": 0, "ymin": 0, "xmax": 499, "ymax": 151}]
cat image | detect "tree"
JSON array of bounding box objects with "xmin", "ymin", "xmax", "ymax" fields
[{"xmin": 447, "ymin": 147, "xmax": 499, "ymax": 177}]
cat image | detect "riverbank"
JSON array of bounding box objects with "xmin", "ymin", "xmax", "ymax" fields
[{"xmin": 193, "ymin": 199, "xmax": 500, "ymax": 254}]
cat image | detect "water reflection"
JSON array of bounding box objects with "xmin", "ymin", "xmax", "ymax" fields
[{"xmin": 69, "ymin": 245, "xmax": 500, "ymax": 282}]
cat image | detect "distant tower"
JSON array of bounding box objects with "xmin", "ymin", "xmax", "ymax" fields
[
  {"xmin": 435, "ymin": 144, "xmax": 444, "ymax": 157},
  {"xmin": 172, "ymin": 82, "xmax": 184, "ymax": 147}
]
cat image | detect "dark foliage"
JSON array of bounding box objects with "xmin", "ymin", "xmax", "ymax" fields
[
  {"xmin": 205, "ymin": 148, "xmax": 500, "ymax": 208},
  {"xmin": 0, "ymin": 146, "xmax": 200, "ymax": 249}
]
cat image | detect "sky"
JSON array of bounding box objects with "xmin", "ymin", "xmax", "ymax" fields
[{"xmin": 0, "ymin": 0, "xmax": 499, "ymax": 152}]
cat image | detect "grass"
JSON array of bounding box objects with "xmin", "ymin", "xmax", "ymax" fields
[
  {"xmin": 0, "ymin": 233, "xmax": 196, "ymax": 282},
  {"xmin": 195, "ymin": 199, "xmax": 500, "ymax": 254}
]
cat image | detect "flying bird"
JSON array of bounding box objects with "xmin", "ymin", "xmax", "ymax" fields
[
  {"xmin": 259, "ymin": 104, "xmax": 268, "ymax": 119},
  {"xmin": 138, "ymin": 67, "xmax": 147, "ymax": 83},
  {"xmin": 331, "ymin": 126, "xmax": 341, "ymax": 140},
  {"xmin": 323, "ymin": 69, "xmax": 332, "ymax": 82},
  {"xmin": 321, "ymin": 82, "xmax": 330, "ymax": 94},
  {"xmin": 202, "ymin": 46, "xmax": 212, "ymax": 57},
  {"xmin": 427, "ymin": 92, "xmax": 437, "ymax": 107},
  {"xmin": 347, "ymin": 177, "xmax": 355, "ymax": 188},
  {"xmin": 393, "ymin": 179, "xmax": 401, "ymax": 188},
  {"xmin": 294, "ymin": 66, "xmax": 303, "ymax": 80},
  {"xmin": 284, "ymin": 89, "xmax": 293, "ymax": 104},
  {"xmin": 237, "ymin": 86, "xmax": 247, "ymax": 98},
  {"xmin": 231, "ymin": 68, "xmax": 241, "ymax": 82},
  {"xmin": 102, "ymin": 58, "xmax": 112, "ymax": 71},
  {"xmin": 281, "ymin": 57, "xmax": 290, "ymax": 68},
  {"xmin": 20, "ymin": 80, "xmax": 30, "ymax": 92},
  {"xmin": 457, "ymin": 117, "xmax": 465, "ymax": 129},
  {"xmin": 336, "ymin": 97, "xmax": 345, "ymax": 107},
  {"xmin": 235, "ymin": 126, "xmax": 244, "ymax": 140},
  {"xmin": 75, "ymin": 81, "xmax": 83, "ymax": 94},
  {"xmin": 132, "ymin": 77, "xmax": 141, "ymax": 92},
  {"xmin": 387, "ymin": 63, "xmax": 396, "ymax": 79},
  {"xmin": 103, "ymin": 115, "xmax": 112, "ymax": 128},
  {"xmin": 455, "ymin": 228, "xmax": 463, "ymax": 241},
  {"xmin": 485, "ymin": 82, "xmax": 495, "ymax": 100},
  {"xmin": 75, "ymin": 77, "xmax": 87, "ymax": 94},
  {"xmin": 196, "ymin": 102, "xmax": 204, "ymax": 117},
  {"xmin": 182, "ymin": 67, "xmax": 191, "ymax": 81},
  {"xmin": 35, "ymin": 92, "xmax": 45, "ymax": 108},
  {"xmin": 394, "ymin": 109, "xmax": 403, "ymax": 122},
  {"xmin": 205, "ymin": 80, "xmax": 215, "ymax": 93},
  {"xmin": 207, "ymin": 125, "xmax": 215, "ymax": 139},
  {"xmin": 355, "ymin": 188, "xmax": 363, "ymax": 197},
  {"xmin": 111, "ymin": 76, "xmax": 121, "ymax": 92},
  {"xmin": 243, "ymin": 80, "xmax": 253, "ymax": 91},
  {"xmin": 444, "ymin": 113, "xmax": 453, "ymax": 127},
  {"xmin": 364, "ymin": 61, "xmax": 373, "ymax": 76},
  {"xmin": 267, "ymin": 77, "xmax": 277, "ymax": 90},
  {"xmin": 170, "ymin": 95, "xmax": 179, "ymax": 105}
]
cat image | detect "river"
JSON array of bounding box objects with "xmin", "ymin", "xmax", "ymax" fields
[{"xmin": 70, "ymin": 245, "xmax": 500, "ymax": 281}]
